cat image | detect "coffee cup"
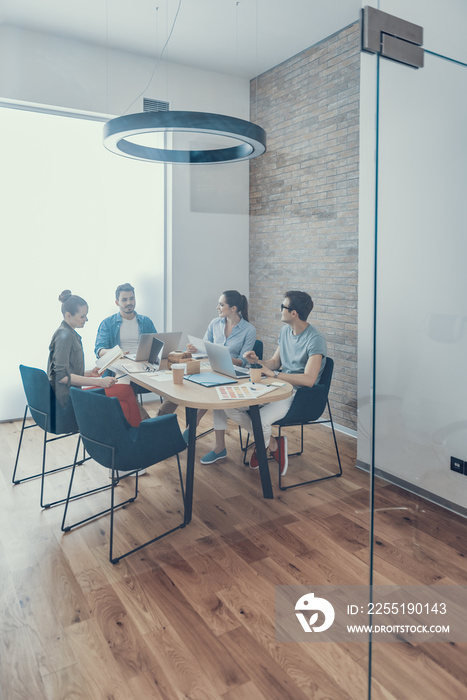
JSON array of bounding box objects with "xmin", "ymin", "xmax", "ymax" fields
[
  {"xmin": 172, "ymin": 364, "xmax": 186, "ymax": 385},
  {"xmin": 250, "ymin": 366, "xmax": 263, "ymax": 383}
]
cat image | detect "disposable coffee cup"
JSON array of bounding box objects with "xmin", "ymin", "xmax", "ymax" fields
[
  {"xmin": 172, "ymin": 364, "xmax": 186, "ymax": 385},
  {"xmin": 250, "ymin": 366, "xmax": 263, "ymax": 383}
]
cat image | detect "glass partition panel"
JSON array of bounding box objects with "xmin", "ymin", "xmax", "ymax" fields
[{"xmin": 370, "ymin": 41, "xmax": 467, "ymax": 700}]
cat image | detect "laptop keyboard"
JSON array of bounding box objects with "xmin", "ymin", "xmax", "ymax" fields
[
  {"xmin": 235, "ymin": 368, "xmax": 250, "ymax": 377},
  {"xmin": 121, "ymin": 361, "xmax": 159, "ymax": 373}
]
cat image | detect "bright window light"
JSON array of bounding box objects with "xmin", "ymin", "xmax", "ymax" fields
[{"xmin": 0, "ymin": 106, "xmax": 165, "ymax": 420}]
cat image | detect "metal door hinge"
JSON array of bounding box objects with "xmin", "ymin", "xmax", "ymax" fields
[{"xmin": 362, "ymin": 6, "xmax": 424, "ymax": 68}]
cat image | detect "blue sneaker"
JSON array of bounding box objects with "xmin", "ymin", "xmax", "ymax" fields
[
  {"xmin": 200, "ymin": 448, "xmax": 227, "ymax": 465},
  {"xmin": 182, "ymin": 428, "xmax": 189, "ymax": 444}
]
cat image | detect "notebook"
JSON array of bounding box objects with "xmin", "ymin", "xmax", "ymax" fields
[
  {"xmin": 204, "ymin": 341, "xmax": 250, "ymax": 379},
  {"xmin": 95, "ymin": 345, "xmax": 124, "ymax": 374},
  {"xmin": 183, "ymin": 372, "xmax": 237, "ymax": 387}
]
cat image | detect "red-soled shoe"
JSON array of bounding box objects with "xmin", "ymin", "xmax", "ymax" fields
[{"xmin": 249, "ymin": 450, "xmax": 259, "ymax": 470}]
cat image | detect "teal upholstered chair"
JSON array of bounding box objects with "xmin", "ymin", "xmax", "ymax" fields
[
  {"xmin": 252, "ymin": 339, "xmax": 263, "ymax": 360},
  {"xmin": 13, "ymin": 365, "xmax": 92, "ymax": 508},
  {"xmin": 62, "ymin": 387, "xmax": 187, "ymax": 563}
]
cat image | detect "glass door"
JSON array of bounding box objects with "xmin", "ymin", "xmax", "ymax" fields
[{"xmin": 363, "ymin": 4, "xmax": 467, "ymax": 697}]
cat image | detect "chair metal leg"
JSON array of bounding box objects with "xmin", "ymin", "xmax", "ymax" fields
[
  {"xmin": 12, "ymin": 404, "xmax": 91, "ymax": 509},
  {"xmin": 328, "ymin": 401, "xmax": 343, "ymax": 477},
  {"xmin": 284, "ymin": 423, "xmax": 305, "ymax": 458},
  {"xmin": 278, "ymin": 401, "xmax": 343, "ymax": 491},
  {"xmin": 195, "ymin": 427, "xmax": 214, "ymax": 439},
  {"xmin": 62, "ymin": 436, "xmax": 187, "ymax": 565},
  {"xmin": 40, "ymin": 426, "xmax": 48, "ymax": 507},
  {"xmin": 109, "ymin": 465, "xmax": 139, "ymax": 563},
  {"xmin": 238, "ymin": 426, "xmax": 263, "ymax": 466},
  {"xmin": 12, "ymin": 405, "xmax": 29, "ymax": 483},
  {"xmin": 184, "ymin": 407, "xmax": 213, "ymax": 441},
  {"xmin": 58, "ymin": 437, "xmax": 115, "ymax": 517},
  {"xmin": 175, "ymin": 453, "xmax": 186, "ymax": 508},
  {"xmin": 238, "ymin": 426, "xmax": 252, "ymax": 465},
  {"xmin": 62, "ymin": 444, "xmax": 139, "ymax": 542},
  {"xmin": 13, "ymin": 406, "xmax": 78, "ymax": 486}
]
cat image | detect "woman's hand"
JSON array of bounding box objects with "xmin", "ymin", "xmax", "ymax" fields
[
  {"xmin": 86, "ymin": 367, "xmax": 101, "ymax": 378},
  {"xmin": 100, "ymin": 376, "xmax": 118, "ymax": 388},
  {"xmin": 186, "ymin": 343, "xmax": 198, "ymax": 353}
]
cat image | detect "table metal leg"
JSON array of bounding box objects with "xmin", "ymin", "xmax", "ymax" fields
[
  {"xmin": 248, "ymin": 404, "xmax": 273, "ymax": 499},
  {"xmin": 184, "ymin": 406, "xmax": 198, "ymax": 524}
]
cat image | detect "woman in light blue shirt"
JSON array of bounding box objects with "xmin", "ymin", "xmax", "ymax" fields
[
  {"xmin": 186, "ymin": 290, "xmax": 256, "ymax": 464},
  {"xmin": 202, "ymin": 292, "xmax": 256, "ymax": 367}
]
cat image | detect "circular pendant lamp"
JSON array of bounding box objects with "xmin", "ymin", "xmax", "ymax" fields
[{"xmin": 103, "ymin": 110, "xmax": 266, "ymax": 164}]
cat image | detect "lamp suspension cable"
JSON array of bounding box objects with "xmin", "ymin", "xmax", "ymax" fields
[
  {"xmin": 255, "ymin": 0, "xmax": 259, "ymax": 118},
  {"xmin": 103, "ymin": 0, "xmax": 266, "ymax": 164},
  {"xmin": 123, "ymin": 1, "xmax": 179, "ymax": 116},
  {"xmin": 235, "ymin": 1, "xmax": 240, "ymax": 115}
]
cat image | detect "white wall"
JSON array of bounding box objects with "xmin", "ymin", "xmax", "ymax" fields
[
  {"xmin": 358, "ymin": 0, "xmax": 467, "ymax": 510},
  {"xmin": 168, "ymin": 157, "xmax": 249, "ymax": 337},
  {"xmin": 162, "ymin": 61, "xmax": 250, "ymax": 336},
  {"xmin": 0, "ymin": 24, "xmax": 250, "ymax": 414},
  {"xmin": 0, "ymin": 25, "xmax": 251, "ymax": 117}
]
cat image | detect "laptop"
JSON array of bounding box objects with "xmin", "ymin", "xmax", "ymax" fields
[
  {"xmin": 155, "ymin": 332, "xmax": 183, "ymax": 359},
  {"xmin": 187, "ymin": 335, "xmax": 208, "ymax": 359},
  {"xmin": 204, "ymin": 340, "xmax": 250, "ymax": 379},
  {"xmin": 126, "ymin": 333, "xmax": 160, "ymax": 361},
  {"xmin": 121, "ymin": 337, "xmax": 164, "ymax": 373}
]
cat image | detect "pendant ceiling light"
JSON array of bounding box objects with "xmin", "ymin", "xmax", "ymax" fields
[
  {"xmin": 103, "ymin": 1, "xmax": 266, "ymax": 165},
  {"xmin": 103, "ymin": 110, "xmax": 266, "ymax": 164}
]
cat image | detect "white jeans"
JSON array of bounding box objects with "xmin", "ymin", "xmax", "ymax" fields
[{"xmin": 214, "ymin": 394, "xmax": 294, "ymax": 448}]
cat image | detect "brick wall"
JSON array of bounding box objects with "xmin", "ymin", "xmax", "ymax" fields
[{"xmin": 249, "ymin": 22, "xmax": 360, "ymax": 430}]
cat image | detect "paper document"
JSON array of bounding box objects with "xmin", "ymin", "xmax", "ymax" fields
[{"xmin": 215, "ymin": 383, "xmax": 278, "ymax": 400}]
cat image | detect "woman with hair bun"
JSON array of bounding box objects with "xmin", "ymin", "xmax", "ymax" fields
[
  {"xmin": 48, "ymin": 290, "xmax": 141, "ymax": 427},
  {"xmin": 184, "ymin": 289, "xmax": 256, "ymax": 464}
]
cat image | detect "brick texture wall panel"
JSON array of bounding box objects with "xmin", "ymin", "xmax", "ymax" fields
[{"xmin": 249, "ymin": 23, "xmax": 360, "ymax": 431}]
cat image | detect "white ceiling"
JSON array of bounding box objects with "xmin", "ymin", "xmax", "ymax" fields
[{"xmin": 0, "ymin": 0, "xmax": 361, "ymax": 79}]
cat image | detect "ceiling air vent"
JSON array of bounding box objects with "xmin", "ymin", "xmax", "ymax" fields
[{"xmin": 143, "ymin": 98, "xmax": 170, "ymax": 112}]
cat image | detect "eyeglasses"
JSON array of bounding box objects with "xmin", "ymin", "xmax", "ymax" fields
[{"xmin": 281, "ymin": 304, "xmax": 294, "ymax": 312}]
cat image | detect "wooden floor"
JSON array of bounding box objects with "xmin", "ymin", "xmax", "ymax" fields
[{"xmin": 1, "ymin": 402, "xmax": 466, "ymax": 699}]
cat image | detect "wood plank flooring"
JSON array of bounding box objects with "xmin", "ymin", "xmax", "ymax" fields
[{"xmin": 1, "ymin": 403, "xmax": 466, "ymax": 699}]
